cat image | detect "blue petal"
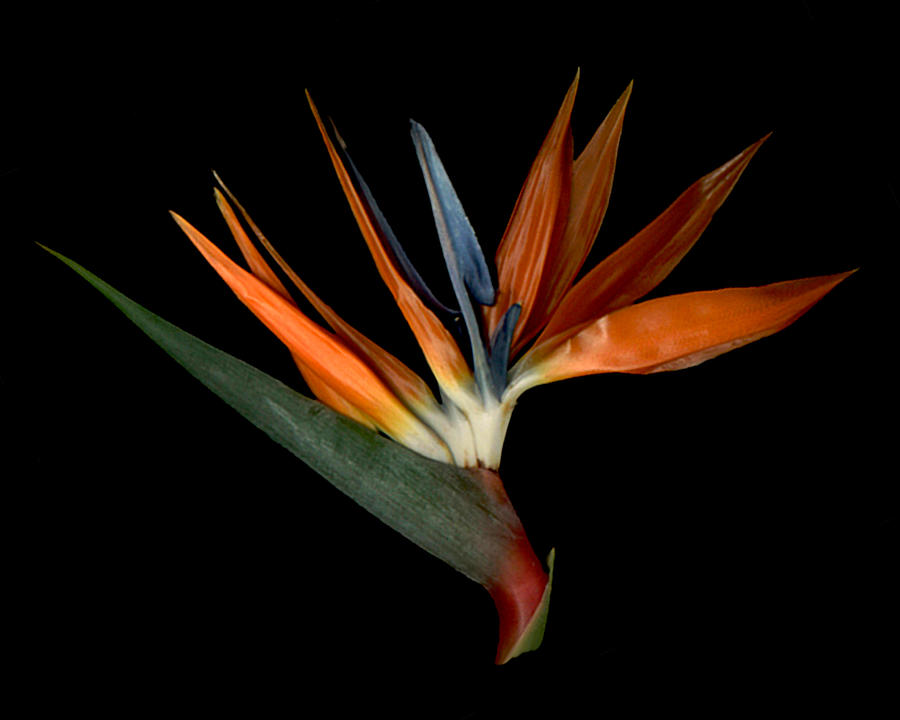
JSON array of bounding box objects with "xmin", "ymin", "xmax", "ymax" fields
[
  {"xmin": 330, "ymin": 120, "xmax": 458, "ymax": 319},
  {"xmin": 410, "ymin": 121, "xmax": 496, "ymax": 307},
  {"xmin": 411, "ymin": 120, "xmax": 500, "ymax": 397},
  {"xmin": 488, "ymin": 303, "xmax": 521, "ymax": 395}
]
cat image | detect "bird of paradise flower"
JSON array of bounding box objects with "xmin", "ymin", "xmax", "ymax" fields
[{"xmin": 45, "ymin": 72, "xmax": 852, "ymax": 663}]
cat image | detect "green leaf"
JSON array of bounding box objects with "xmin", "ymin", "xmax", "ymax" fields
[{"xmin": 42, "ymin": 245, "xmax": 528, "ymax": 587}]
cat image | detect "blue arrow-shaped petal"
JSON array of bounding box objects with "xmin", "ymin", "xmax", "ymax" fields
[
  {"xmin": 410, "ymin": 121, "xmax": 496, "ymax": 307},
  {"xmin": 411, "ymin": 120, "xmax": 499, "ymax": 396}
]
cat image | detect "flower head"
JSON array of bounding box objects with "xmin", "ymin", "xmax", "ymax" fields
[
  {"xmin": 171, "ymin": 73, "xmax": 850, "ymax": 472},
  {"xmin": 47, "ymin": 73, "xmax": 853, "ymax": 665}
]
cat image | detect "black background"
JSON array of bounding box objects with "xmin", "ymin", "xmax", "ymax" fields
[{"xmin": 7, "ymin": 1, "xmax": 896, "ymax": 716}]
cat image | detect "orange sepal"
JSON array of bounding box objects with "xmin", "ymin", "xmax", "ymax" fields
[
  {"xmin": 171, "ymin": 211, "xmax": 448, "ymax": 454},
  {"xmin": 512, "ymin": 80, "xmax": 633, "ymax": 355},
  {"xmin": 213, "ymin": 187, "xmax": 294, "ymax": 301},
  {"xmin": 212, "ymin": 186, "xmax": 382, "ymax": 426},
  {"xmin": 305, "ymin": 90, "xmax": 472, "ymax": 397},
  {"xmin": 485, "ymin": 72, "xmax": 578, "ymax": 346},
  {"xmin": 213, "ymin": 181, "xmax": 443, "ymax": 417},
  {"xmin": 537, "ymin": 134, "xmax": 770, "ymax": 347},
  {"xmin": 517, "ymin": 271, "xmax": 854, "ymax": 387}
]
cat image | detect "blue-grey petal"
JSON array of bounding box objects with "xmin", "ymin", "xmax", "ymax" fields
[{"xmin": 410, "ymin": 121, "xmax": 496, "ymax": 307}]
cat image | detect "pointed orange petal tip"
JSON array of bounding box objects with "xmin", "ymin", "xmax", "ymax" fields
[
  {"xmin": 520, "ymin": 77, "xmax": 636, "ymax": 351},
  {"xmin": 519, "ymin": 270, "xmax": 855, "ymax": 387},
  {"xmin": 564, "ymin": 68, "xmax": 580, "ymax": 113},
  {"xmin": 211, "ymin": 187, "xmax": 295, "ymax": 302},
  {"xmin": 169, "ymin": 210, "xmax": 194, "ymax": 236},
  {"xmin": 714, "ymin": 131, "xmax": 772, "ymax": 179},
  {"xmin": 489, "ymin": 71, "xmax": 579, "ymax": 341},
  {"xmin": 535, "ymin": 130, "xmax": 776, "ymax": 348},
  {"xmin": 613, "ymin": 78, "xmax": 634, "ymax": 109},
  {"xmin": 619, "ymin": 79, "xmax": 634, "ymax": 110}
]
